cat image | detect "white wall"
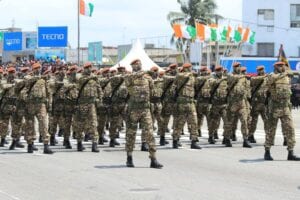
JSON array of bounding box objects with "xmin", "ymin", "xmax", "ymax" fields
[{"xmin": 242, "ymin": 0, "xmax": 300, "ymax": 57}]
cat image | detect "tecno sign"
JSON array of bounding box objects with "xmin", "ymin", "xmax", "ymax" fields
[
  {"xmin": 3, "ymin": 32, "xmax": 22, "ymax": 51},
  {"xmin": 38, "ymin": 26, "xmax": 68, "ymax": 47},
  {"xmin": 6, "ymin": 39, "xmax": 21, "ymax": 46}
]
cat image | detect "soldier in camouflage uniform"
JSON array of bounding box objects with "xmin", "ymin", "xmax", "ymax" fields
[
  {"xmin": 124, "ymin": 59, "xmax": 163, "ymax": 168},
  {"xmin": 61, "ymin": 65, "xmax": 79, "ymax": 149},
  {"xmin": 223, "ymin": 62, "xmax": 252, "ymax": 148},
  {"xmin": 264, "ymin": 61, "xmax": 300, "ymax": 161},
  {"xmin": 24, "ymin": 63, "xmax": 53, "ymax": 154},
  {"xmin": 108, "ymin": 65, "xmax": 128, "ymax": 147},
  {"xmin": 172, "ymin": 63, "xmax": 201, "ymax": 149},
  {"xmin": 74, "ymin": 62, "xmax": 101, "ymax": 152},
  {"xmin": 0, "ymin": 67, "xmax": 16, "ymax": 147},
  {"xmin": 9, "ymin": 67, "xmax": 30, "ymax": 150},
  {"xmin": 248, "ymin": 66, "xmax": 269, "ymax": 143},
  {"xmin": 97, "ymin": 68, "xmax": 111, "ymax": 144},
  {"xmin": 208, "ymin": 66, "xmax": 228, "ymax": 144},
  {"xmin": 195, "ymin": 66, "xmax": 212, "ymax": 142},
  {"xmin": 48, "ymin": 66, "xmax": 66, "ymax": 146}
]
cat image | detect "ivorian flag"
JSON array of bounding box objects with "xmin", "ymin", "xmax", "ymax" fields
[
  {"xmin": 172, "ymin": 24, "xmax": 196, "ymax": 39},
  {"xmin": 195, "ymin": 23, "xmax": 219, "ymax": 41},
  {"xmin": 80, "ymin": 0, "xmax": 94, "ymax": 17},
  {"xmin": 278, "ymin": 44, "xmax": 290, "ymax": 69}
]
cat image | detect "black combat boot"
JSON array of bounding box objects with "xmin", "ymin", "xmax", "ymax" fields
[
  {"xmin": 191, "ymin": 140, "xmax": 201, "ymax": 149},
  {"xmin": 9, "ymin": 140, "xmax": 17, "ymax": 150},
  {"xmin": 283, "ymin": 137, "xmax": 287, "ymax": 146},
  {"xmin": 27, "ymin": 144, "xmax": 34, "ymax": 153},
  {"xmin": 16, "ymin": 139, "xmax": 24, "ymax": 148},
  {"xmin": 222, "ymin": 137, "xmax": 226, "ymax": 145},
  {"xmin": 231, "ymin": 132, "xmax": 237, "ymax": 141},
  {"xmin": 173, "ymin": 140, "xmax": 179, "ymax": 149},
  {"xmin": 248, "ymin": 135, "xmax": 257, "ymax": 143},
  {"xmin": 264, "ymin": 149, "xmax": 273, "ymax": 161},
  {"xmin": 198, "ymin": 129, "xmax": 202, "ymax": 137},
  {"xmin": 126, "ymin": 155, "xmax": 134, "ymax": 167},
  {"xmin": 243, "ymin": 139, "xmax": 252, "ymax": 148},
  {"xmin": 208, "ymin": 136, "xmax": 215, "ymax": 144},
  {"xmin": 50, "ymin": 135, "xmax": 56, "ymax": 146},
  {"xmin": 77, "ymin": 141, "xmax": 85, "ymax": 151},
  {"xmin": 150, "ymin": 158, "xmax": 163, "ymax": 169},
  {"xmin": 84, "ymin": 134, "xmax": 90, "ymax": 142},
  {"xmin": 214, "ymin": 131, "xmax": 219, "ymax": 140},
  {"xmin": 0, "ymin": 138, "xmax": 6, "ymax": 147},
  {"xmin": 92, "ymin": 142, "xmax": 99, "ymax": 153},
  {"xmin": 64, "ymin": 140, "xmax": 72, "ymax": 149},
  {"xmin": 141, "ymin": 142, "xmax": 149, "ymax": 151},
  {"xmin": 287, "ymin": 150, "xmax": 300, "ymax": 161},
  {"xmin": 43, "ymin": 144, "xmax": 54, "ymax": 154},
  {"xmin": 159, "ymin": 136, "xmax": 169, "ymax": 146},
  {"xmin": 58, "ymin": 129, "xmax": 64, "ymax": 137},
  {"xmin": 109, "ymin": 138, "xmax": 120, "ymax": 147},
  {"xmin": 224, "ymin": 138, "xmax": 232, "ymax": 147},
  {"xmin": 39, "ymin": 135, "xmax": 43, "ymax": 143}
]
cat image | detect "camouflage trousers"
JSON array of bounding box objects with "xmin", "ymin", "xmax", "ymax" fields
[
  {"xmin": 265, "ymin": 106, "xmax": 295, "ymax": 151},
  {"xmin": 97, "ymin": 105, "xmax": 110, "ymax": 138},
  {"xmin": 173, "ymin": 102, "xmax": 198, "ymax": 141},
  {"xmin": 224, "ymin": 100, "xmax": 249, "ymax": 140},
  {"xmin": 161, "ymin": 101, "xmax": 175, "ymax": 136},
  {"xmin": 48, "ymin": 113, "xmax": 65, "ymax": 137},
  {"xmin": 11, "ymin": 108, "xmax": 26, "ymax": 140},
  {"xmin": 63, "ymin": 104, "xmax": 77, "ymax": 140},
  {"xmin": 0, "ymin": 114, "xmax": 11, "ymax": 138},
  {"xmin": 151, "ymin": 102, "xmax": 164, "ymax": 135},
  {"xmin": 208, "ymin": 104, "xmax": 227, "ymax": 137},
  {"xmin": 196, "ymin": 102, "xmax": 211, "ymax": 135},
  {"xmin": 74, "ymin": 103, "xmax": 99, "ymax": 143},
  {"xmin": 249, "ymin": 102, "xmax": 269, "ymax": 136},
  {"xmin": 109, "ymin": 103, "xmax": 127, "ymax": 140},
  {"xmin": 25, "ymin": 103, "xmax": 50, "ymax": 144},
  {"xmin": 126, "ymin": 107, "xmax": 156, "ymax": 159}
]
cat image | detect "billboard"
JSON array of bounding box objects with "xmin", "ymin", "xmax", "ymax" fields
[
  {"xmin": 35, "ymin": 49, "xmax": 66, "ymax": 61},
  {"xmin": 117, "ymin": 44, "xmax": 132, "ymax": 61},
  {"xmin": 3, "ymin": 32, "xmax": 22, "ymax": 51},
  {"xmin": 88, "ymin": 41, "xmax": 102, "ymax": 63},
  {"xmin": 38, "ymin": 26, "xmax": 68, "ymax": 47},
  {"xmin": 24, "ymin": 32, "xmax": 37, "ymax": 50}
]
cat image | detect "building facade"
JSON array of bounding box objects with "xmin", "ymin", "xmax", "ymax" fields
[{"xmin": 242, "ymin": 0, "xmax": 300, "ymax": 57}]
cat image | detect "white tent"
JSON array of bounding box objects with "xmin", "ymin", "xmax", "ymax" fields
[{"xmin": 112, "ymin": 39, "xmax": 162, "ymax": 72}]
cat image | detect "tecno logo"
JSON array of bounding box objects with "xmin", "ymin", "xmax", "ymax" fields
[
  {"xmin": 41, "ymin": 34, "xmax": 65, "ymax": 40},
  {"xmin": 6, "ymin": 39, "xmax": 21, "ymax": 46}
]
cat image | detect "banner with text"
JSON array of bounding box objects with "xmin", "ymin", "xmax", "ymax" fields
[
  {"xmin": 38, "ymin": 26, "xmax": 68, "ymax": 47},
  {"xmin": 3, "ymin": 32, "xmax": 22, "ymax": 51}
]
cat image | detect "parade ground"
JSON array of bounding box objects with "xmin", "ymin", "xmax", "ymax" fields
[{"xmin": 0, "ymin": 110, "xmax": 299, "ymax": 200}]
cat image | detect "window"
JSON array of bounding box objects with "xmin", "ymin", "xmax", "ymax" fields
[
  {"xmin": 291, "ymin": 4, "xmax": 300, "ymax": 28},
  {"xmin": 257, "ymin": 43, "xmax": 274, "ymax": 57},
  {"xmin": 257, "ymin": 9, "xmax": 274, "ymax": 27}
]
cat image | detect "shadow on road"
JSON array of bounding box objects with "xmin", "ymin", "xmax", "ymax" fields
[
  {"xmin": 94, "ymin": 165, "xmax": 149, "ymax": 169},
  {"xmin": 239, "ymin": 158, "xmax": 266, "ymax": 163}
]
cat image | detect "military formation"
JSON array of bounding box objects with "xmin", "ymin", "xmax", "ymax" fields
[{"xmin": 0, "ymin": 59, "xmax": 299, "ymax": 169}]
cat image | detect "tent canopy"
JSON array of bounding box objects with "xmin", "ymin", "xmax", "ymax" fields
[{"xmin": 112, "ymin": 39, "xmax": 162, "ymax": 72}]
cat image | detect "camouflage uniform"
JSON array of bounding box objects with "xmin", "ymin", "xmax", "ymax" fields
[
  {"xmin": 248, "ymin": 74, "xmax": 269, "ymax": 142},
  {"xmin": 208, "ymin": 73, "xmax": 228, "ymax": 143},
  {"xmin": 195, "ymin": 74, "xmax": 212, "ymax": 139},
  {"xmin": 108, "ymin": 73, "xmax": 128, "ymax": 146},
  {"xmin": 172, "ymin": 66, "xmax": 200, "ymax": 149}
]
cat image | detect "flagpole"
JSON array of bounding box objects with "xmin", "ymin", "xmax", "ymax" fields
[{"xmin": 77, "ymin": 0, "xmax": 80, "ymax": 65}]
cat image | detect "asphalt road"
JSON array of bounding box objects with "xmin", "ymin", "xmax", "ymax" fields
[{"xmin": 0, "ymin": 110, "xmax": 300, "ymax": 200}]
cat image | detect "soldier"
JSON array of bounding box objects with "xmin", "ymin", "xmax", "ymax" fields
[
  {"xmin": 124, "ymin": 59, "xmax": 163, "ymax": 168},
  {"xmin": 48, "ymin": 66, "xmax": 66, "ymax": 146},
  {"xmin": 248, "ymin": 66, "xmax": 269, "ymax": 143},
  {"xmin": 97, "ymin": 67, "xmax": 111, "ymax": 144},
  {"xmin": 9, "ymin": 67, "xmax": 30, "ymax": 150},
  {"xmin": 108, "ymin": 65, "xmax": 128, "ymax": 147},
  {"xmin": 61, "ymin": 65, "xmax": 78, "ymax": 149},
  {"xmin": 0, "ymin": 67, "xmax": 16, "ymax": 147},
  {"xmin": 208, "ymin": 66, "xmax": 228, "ymax": 144},
  {"xmin": 172, "ymin": 63, "xmax": 201, "ymax": 149},
  {"xmin": 25, "ymin": 62, "xmax": 53, "ymax": 154},
  {"xmin": 223, "ymin": 62, "xmax": 252, "ymax": 148},
  {"xmin": 264, "ymin": 61, "xmax": 300, "ymax": 161},
  {"xmin": 74, "ymin": 62, "xmax": 101, "ymax": 152},
  {"xmin": 195, "ymin": 66, "xmax": 212, "ymax": 142}
]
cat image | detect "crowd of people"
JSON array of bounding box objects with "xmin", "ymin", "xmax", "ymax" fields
[{"xmin": 0, "ymin": 59, "xmax": 299, "ymax": 169}]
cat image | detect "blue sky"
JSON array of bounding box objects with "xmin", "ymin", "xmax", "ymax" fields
[{"xmin": 0, "ymin": 0, "xmax": 242, "ymax": 47}]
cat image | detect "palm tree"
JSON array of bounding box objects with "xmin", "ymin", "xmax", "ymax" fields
[{"xmin": 167, "ymin": 0, "xmax": 218, "ymax": 62}]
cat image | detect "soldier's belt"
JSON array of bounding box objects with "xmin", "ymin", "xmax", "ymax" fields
[
  {"xmin": 211, "ymin": 99, "xmax": 227, "ymax": 105},
  {"xmin": 150, "ymin": 97, "xmax": 161, "ymax": 103},
  {"xmin": 28, "ymin": 98, "xmax": 47, "ymax": 104},
  {"xmin": 53, "ymin": 99, "xmax": 65, "ymax": 104},
  {"xmin": 197, "ymin": 97, "xmax": 211, "ymax": 103},
  {"xmin": 65, "ymin": 99, "xmax": 77, "ymax": 105},
  {"xmin": 128, "ymin": 102, "xmax": 150, "ymax": 109},
  {"xmin": 112, "ymin": 98, "xmax": 127, "ymax": 104},
  {"xmin": 77, "ymin": 97, "xmax": 96, "ymax": 104},
  {"xmin": 176, "ymin": 96, "xmax": 195, "ymax": 104}
]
